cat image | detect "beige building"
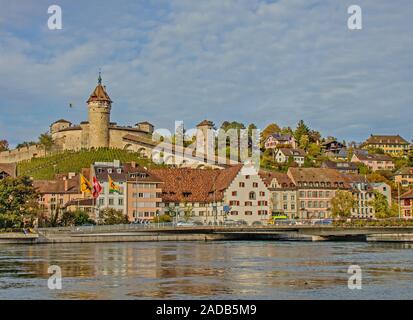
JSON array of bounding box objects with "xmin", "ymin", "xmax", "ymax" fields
[
  {"xmin": 362, "ymin": 135, "xmax": 410, "ymax": 156},
  {"xmin": 259, "ymin": 171, "xmax": 298, "ymax": 219},
  {"xmin": 394, "ymin": 167, "xmax": 413, "ymax": 187},
  {"xmin": 127, "ymin": 165, "xmax": 163, "ymax": 222},
  {"xmin": 50, "ymin": 75, "xmax": 155, "ymax": 157},
  {"xmin": 351, "ymin": 152, "xmax": 395, "ymax": 172},
  {"xmin": 33, "ymin": 172, "xmax": 83, "ymax": 219}
]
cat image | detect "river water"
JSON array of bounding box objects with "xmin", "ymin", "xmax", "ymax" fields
[{"xmin": 0, "ymin": 241, "xmax": 412, "ymax": 299}]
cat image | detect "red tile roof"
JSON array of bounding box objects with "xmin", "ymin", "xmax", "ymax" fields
[
  {"xmin": 87, "ymin": 84, "xmax": 112, "ymax": 103},
  {"xmin": 149, "ymin": 165, "xmax": 242, "ymax": 203}
]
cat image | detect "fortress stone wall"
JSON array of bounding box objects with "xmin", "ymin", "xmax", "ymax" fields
[{"xmin": 0, "ymin": 145, "xmax": 48, "ymax": 164}]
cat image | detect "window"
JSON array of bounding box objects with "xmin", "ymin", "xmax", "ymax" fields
[
  {"xmin": 109, "ymin": 198, "xmax": 114, "ymax": 206},
  {"xmin": 239, "ymin": 182, "xmax": 245, "ymax": 187},
  {"xmin": 245, "ymin": 175, "xmax": 250, "ymax": 179},
  {"xmin": 258, "ymin": 210, "xmax": 267, "ymax": 215},
  {"xmin": 259, "ymin": 191, "xmax": 265, "ymax": 197},
  {"xmin": 249, "ymin": 192, "xmax": 256, "ymax": 200},
  {"xmin": 230, "ymin": 211, "xmax": 238, "ymax": 216},
  {"xmin": 232, "ymin": 191, "xmax": 237, "ymax": 196},
  {"xmin": 99, "ymin": 198, "xmax": 104, "ymax": 206},
  {"xmin": 245, "ymin": 201, "xmax": 253, "ymax": 206},
  {"xmin": 253, "ymin": 182, "xmax": 258, "ymax": 188},
  {"xmin": 258, "ymin": 201, "xmax": 267, "ymax": 206},
  {"xmin": 245, "ymin": 211, "xmax": 253, "ymax": 215},
  {"xmin": 118, "ymin": 198, "xmax": 124, "ymax": 206},
  {"xmin": 229, "ymin": 200, "xmax": 240, "ymax": 206}
]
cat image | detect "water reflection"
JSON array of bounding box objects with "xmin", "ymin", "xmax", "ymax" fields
[{"xmin": 0, "ymin": 241, "xmax": 412, "ymax": 299}]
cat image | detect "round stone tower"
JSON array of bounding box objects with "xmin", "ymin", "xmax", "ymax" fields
[{"xmin": 87, "ymin": 73, "xmax": 112, "ymax": 149}]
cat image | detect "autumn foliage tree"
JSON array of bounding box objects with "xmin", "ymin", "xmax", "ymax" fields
[{"xmin": 331, "ymin": 190, "xmax": 356, "ymax": 218}]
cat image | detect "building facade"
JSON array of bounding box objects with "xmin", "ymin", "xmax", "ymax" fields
[{"xmin": 362, "ymin": 135, "xmax": 410, "ymax": 156}]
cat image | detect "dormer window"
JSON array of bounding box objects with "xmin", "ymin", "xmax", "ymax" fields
[
  {"xmin": 117, "ymin": 168, "xmax": 122, "ymax": 174},
  {"xmin": 107, "ymin": 168, "xmax": 112, "ymax": 174}
]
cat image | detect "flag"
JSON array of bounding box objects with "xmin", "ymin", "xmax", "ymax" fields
[
  {"xmin": 80, "ymin": 174, "xmax": 92, "ymax": 194},
  {"xmin": 92, "ymin": 176, "xmax": 102, "ymax": 199},
  {"xmin": 108, "ymin": 175, "xmax": 121, "ymax": 194}
]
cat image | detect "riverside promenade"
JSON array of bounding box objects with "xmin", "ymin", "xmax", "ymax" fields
[{"xmin": 3, "ymin": 224, "xmax": 413, "ymax": 244}]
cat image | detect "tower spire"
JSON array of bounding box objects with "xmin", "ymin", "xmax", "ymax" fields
[{"xmin": 98, "ymin": 69, "xmax": 102, "ymax": 85}]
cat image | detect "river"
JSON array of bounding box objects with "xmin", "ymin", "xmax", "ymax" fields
[{"xmin": 0, "ymin": 241, "xmax": 412, "ymax": 299}]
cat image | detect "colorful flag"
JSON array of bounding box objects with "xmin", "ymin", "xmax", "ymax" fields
[
  {"xmin": 108, "ymin": 175, "xmax": 121, "ymax": 194},
  {"xmin": 80, "ymin": 174, "xmax": 92, "ymax": 194},
  {"xmin": 92, "ymin": 176, "xmax": 102, "ymax": 199}
]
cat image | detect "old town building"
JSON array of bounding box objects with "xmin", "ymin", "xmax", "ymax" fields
[{"xmin": 362, "ymin": 135, "xmax": 410, "ymax": 156}]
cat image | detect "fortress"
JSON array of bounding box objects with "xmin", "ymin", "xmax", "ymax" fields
[
  {"xmin": 0, "ymin": 75, "xmax": 158, "ymax": 163},
  {"xmin": 0, "ymin": 75, "xmax": 222, "ymax": 167}
]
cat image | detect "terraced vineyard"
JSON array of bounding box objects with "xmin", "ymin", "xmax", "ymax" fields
[{"xmin": 17, "ymin": 148, "xmax": 164, "ymax": 180}]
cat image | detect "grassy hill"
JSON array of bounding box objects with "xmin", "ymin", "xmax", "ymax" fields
[{"xmin": 17, "ymin": 148, "xmax": 165, "ymax": 180}]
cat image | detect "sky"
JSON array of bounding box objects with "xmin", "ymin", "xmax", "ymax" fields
[{"xmin": 0, "ymin": 0, "xmax": 412, "ymax": 147}]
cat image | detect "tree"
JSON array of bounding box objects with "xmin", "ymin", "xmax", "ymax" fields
[
  {"xmin": 294, "ymin": 120, "xmax": 310, "ymax": 143},
  {"xmin": 99, "ymin": 208, "xmax": 129, "ymax": 225},
  {"xmin": 38, "ymin": 132, "xmax": 54, "ymax": 151},
  {"xmin": 369, "ymin": 191, "xmax": 397, "ymax": 219},
  {"xmin": 0, "ymin": 140, "xmax": 9, "ymax": 152},
  {"xmin": 261, "ymin": 123, "xmax": 281, "ymax": 146},
  {"xmin": 299, "ymin": 134, "xmax": 310, "ymax": 150},
  {"xmin": 0, "ymin": 176, "xmax": 40, "ymax": 228},
  {"xmin": 153, "ymin": 214, "xmax": 172, "ymax": 223},
  {"xmin": 182, "ymin": 203, "xmax": 193, "ymax": 222},
  {"xmin": 331, "ymin": 190, "xmax": 356, "ymax": 218},
  {"xmin": 60, "ymin": 210, "xmax": 93, "ymax": 226}
]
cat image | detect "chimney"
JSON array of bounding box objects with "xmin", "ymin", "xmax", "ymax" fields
[
  {"xmin": 64, "ymin": 179, "xmax": 69, "ymax": 192},
  {"xmin": 130, "ymin": 161, "xmax": 136, "ymax": 168}
]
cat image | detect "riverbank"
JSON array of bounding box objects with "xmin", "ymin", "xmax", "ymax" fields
[{"xmin": 3, "ymin": 225, "xmax": 413, "ymax": 244}]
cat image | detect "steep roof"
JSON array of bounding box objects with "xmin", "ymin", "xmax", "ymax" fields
[
  {"xmin": 365, "ymin": 135, "xmax": 409, "ymax": 145},
  {"xmin": 258, "ymin": 171, "xmax": 295, "ymax": 188},
  {"xmin": 353, "ymin": 153, "xmax": 393, "ymax": 162},
  {"xmin": 0, "ymin": 163, "xmax": 17, "ymax": 178},
  {"xmin": 288, "ymin": 167, "xmax": 350, "ymax": 188},
  {"xmin": 51, "ymin": 119, "xmax": 72, "ymax": 125},
  {"xmin": 278, "ymin": 148, "xmax": 306, "ymax": 157},
  {"xmin": 33, "ymin": 174, "xmax": 80, "ymax": 194},
  {"xmin": 322, "ymin": 160, "xmax": 358, "ymax": 171},
  {"xmin": 149, "ymin": 165, "xmax": 242, "ymax": 203},
  {"xmin": 196, "ymin": 120, "xmax": 214, "ymax": 127},
  {"xmin": 267, "ymin": 133, "xmax": 293, "ymax": 141},
  {"xmin": 87, "ymin": 84, "xmax": 112, "ymax": 103}
]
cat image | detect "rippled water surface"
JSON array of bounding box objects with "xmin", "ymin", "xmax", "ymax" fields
[{"xmin": 0, "ymin": 241, "xmax": 413, "ymax": 299}]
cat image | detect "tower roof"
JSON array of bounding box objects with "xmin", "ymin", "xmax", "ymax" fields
[
  {"xmin": 196, "ymin": 120, "xmax": 214, "ymax": 128},
  {"xmin": 87, "ymin": 74, "xmax": 112, "ymax": 103}
]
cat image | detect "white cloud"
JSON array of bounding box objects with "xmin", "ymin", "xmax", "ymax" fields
[{"xmin": 0, "ymin": 0, "xmax": 412, "ymax": 146}]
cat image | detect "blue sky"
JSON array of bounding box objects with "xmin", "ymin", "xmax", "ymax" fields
[{"xmin": 0, "ymin": 0, "xmax": 412, "ymax": 147}]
